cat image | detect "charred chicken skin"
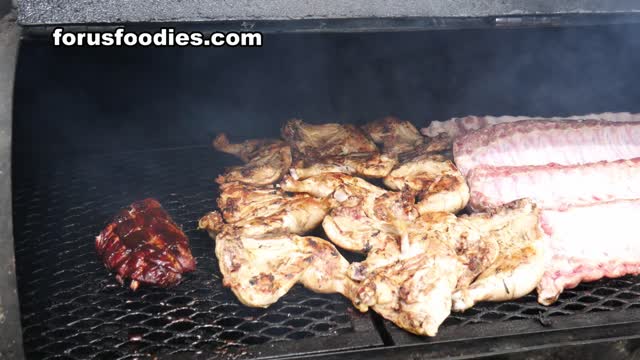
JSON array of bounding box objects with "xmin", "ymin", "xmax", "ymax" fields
[{"xmin": 96, "ymin": 198, "xmax": 196, "ymax": 290}]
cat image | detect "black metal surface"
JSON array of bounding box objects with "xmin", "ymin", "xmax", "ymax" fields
[
  {"xmin": 12, "ymin": 148, "xmax": 382, "ymax": 360},
  {"xmin": 16, "ymin": 0, "xmax": 640, "ymax": 28}
]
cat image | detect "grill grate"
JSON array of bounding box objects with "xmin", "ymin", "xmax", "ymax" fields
[
  {"xmin": 441, "ymin": 277, "xmax": 640, "ymax": 327},
  {"xmin": 12, "ymin": 148, "xmax": 379, "ymax": 360},
  {"xmin": 13, "ymin": 147, "xmax": 640, "ymax": 359}
]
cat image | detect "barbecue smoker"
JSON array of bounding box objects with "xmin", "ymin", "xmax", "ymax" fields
[{"xmin": 4, "ymin": 1, "xmax": 640, "ymax": 359}]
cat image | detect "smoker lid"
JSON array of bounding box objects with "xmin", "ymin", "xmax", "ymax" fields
[{"xmin": 17, "ymin": 0, "xmax": 640, "ymax": 29}]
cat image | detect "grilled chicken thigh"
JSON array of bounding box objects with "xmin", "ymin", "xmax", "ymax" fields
[
  {"xmin": 214, "ymin": 133, "xmax": 292, "ymax": 186},
  {"xmin": 362, "ymin": 117, "xmax": 424, "ymax": 156},
  {"xmin": 280, "ymin": 172, "xmax": 382, "ymax": 198},
  {"xmin": 211, "ymin": 230, "xmax": 357, "ymax": 308},
  {"xmin": 281, "ymin": 119, "xmax": 397, "ymax": 179},
  {"xmin": 383, "ymin": 154, "xmax": 469, "ymax": 214},
  {"xmin": 202, "ymin": 182, "xmax": 331, "ymax": 237},
  {"xmin": 282, "ymin": 119, "xmax": 378, "ymax": 158},
  {"xmin": 290, "ymin": 153, "xmax": 397, "ymax": 180}
]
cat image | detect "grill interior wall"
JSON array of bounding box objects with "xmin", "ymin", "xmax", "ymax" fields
[{"xmin": 12, "ymin": 24, "xmax": 640, "ymax": 359}]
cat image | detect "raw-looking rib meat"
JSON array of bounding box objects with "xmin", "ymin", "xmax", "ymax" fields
[
  {"xmin": 467, "ymin": 158, "xmax": 640, "ymax": 211},
  {"xmin": 96, "ymin": 199, "xmax": 196, "ymax": 290},
  {"xmin": 421, "ymin": 112, "xmax": 640, "ymax": 141},
  {"xmin": 537, "ymin": 199, "xmax": 640, "ymax": 305},
  {"xmin": 453, "ymin": 120, "xmax": 640, "ymax": 177}
]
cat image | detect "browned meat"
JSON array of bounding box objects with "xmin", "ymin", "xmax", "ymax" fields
[
  {"xmin": 320, "ymin": 176, "xmax": 419, "ymax": 252},
  {"xmin": 290, "ymin": 153, "xmax": 397, "ymax": 180},
  {"xmin": 349, "ymin": 199, "xmax": 542, "ymax": 336},
  {"xmin": 209, "ymin": 231, "xmax": 358, "ymax": 308},
  {"xmin": 281, "ymin": 119, "xmax": 395, "ymax": 179},
  {"xmin": 214, "ymin": 133, "xmax": 292, "ymax": 186},
  {"xmin": 362, "ymin": 116, "xmax": 424, "ymax": 156},
  {"xmin": 204, "ymin": 182, "xmax": 331, "ymax": 237},
  {"xmin": 383, "ymin": 153, "xmax": 469, "ymax": 214},
  {"xmin": 282, "ymin": 118, "xmax": 378, "ymax": 159},
  {"xmin": 95, "ymin": 199, "xmax": 196, "ymax": 290}
]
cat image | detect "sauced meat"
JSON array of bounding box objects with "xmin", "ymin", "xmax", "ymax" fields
[{"xmin": 95, "ymin": 198, "xmax": 196, "ymax": 290}]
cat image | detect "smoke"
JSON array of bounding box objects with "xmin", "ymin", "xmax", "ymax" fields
[{"xmin": 13, "ymin": 23, "xmax": 640, "ymax": 157}]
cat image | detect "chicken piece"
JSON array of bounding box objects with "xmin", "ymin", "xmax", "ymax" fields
[
  {"xmin": 349, "ymin": 199, "xmax": 540, "ymax": 336},
  {"xmin": 214, "ymin": 133, "xmax": 292, "ymax": 186},
  {"xmin": 210, "ymin": 230, "xmax": 357, "ymax": 308},
  {"xmin": 213, "ymin": 133, "xmax": 282, "ymax": 162},
  {"xmin": 281, "ymin": 119, "xmax": 397, "ymax": 179},
  {"xmin": 452, "ymin": 199, "xmax": 544, "ymax": 311},
  {"xmin": 383, "ymin": 154, "xmax": 469, "ymax": 214},
  {"xmin": 204, "ymin": 182, "xmax": 331, "ymax": 237},
  {"xmin": 396, "ymin": 138, "xmax": 454, "ymax": 163},
  {"xmin": 322, "ymin": 180, "xmax": 419, "ymax": 252},
  {"xmin": 354, "ymin": 248, "xmax": 462, "ymax": 337},
  {"xmin": 362, "ymin": 117, "xmax": 424, "ymax": 156},
  {"xmin": 95, "ymin": 199, "xmax": 196, "ymax": 290},
  {"xmin": 281, "ymin": 119, "xmax": 378, "ymax": 159},
  {"xmin": 280, "ymin": 172, "xmax": 381, "ymax": 198},
  {"xmin": 290, "ymin": 152, "xmax": 397, "ymax": 180}
]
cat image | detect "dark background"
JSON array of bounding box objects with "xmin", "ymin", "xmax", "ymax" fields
[{"xmin": 14, "ymin": 23, "xmax": 640, "ymax": 157}]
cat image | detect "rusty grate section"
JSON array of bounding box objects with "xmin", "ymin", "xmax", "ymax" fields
[{"xmin": 13, "ymin": 148, "xmax": 377, "ymax": 360}]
